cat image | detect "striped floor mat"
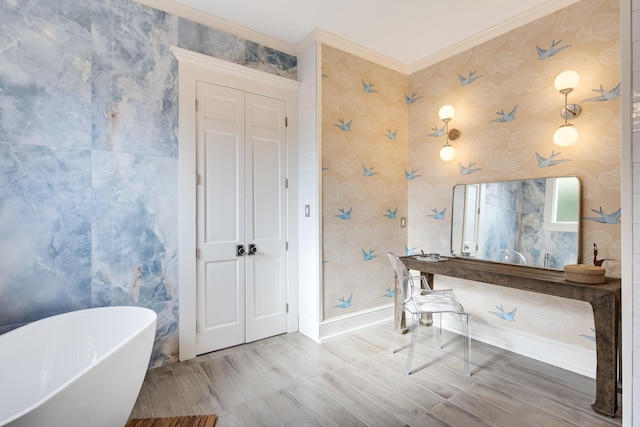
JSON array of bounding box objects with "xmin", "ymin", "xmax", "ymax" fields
[{"xmin": 125, "ymin": 414, "xmax": 217, "ymax": 427}]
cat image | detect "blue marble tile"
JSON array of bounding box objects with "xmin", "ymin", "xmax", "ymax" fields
[
  {"xmin": 178, "ymin": 18, "xmax": 246, "ymax": 64},
  {"xmin": 177, "ymin": 19, "xmax": 297, "ymax": 80},
  {"xmin": 0, "ymin": 0, "xmax": 91, "ymax": 148},
  {"xmin": 91, "ymin": 0, "xmax": 178, "ymax": 156},
  {"xmin": 0, "ymin": 0, "xmax": 300, "ymax": 365},
  {"xmin": 0, "ymin": 143, "xmax": 91, "ymax": 325},
  {"xmin": 148, "ymin": 300, "xmax": 179, "ymax": 367},
  {"xmin": 246, "ymin": 41, "xmax": 297, "ymax": 79},
  {"xmin": 91, "ymin": 151, "xmax": 178, "ymax": 308}
]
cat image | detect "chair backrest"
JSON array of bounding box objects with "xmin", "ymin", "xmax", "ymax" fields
[{"xmin": 386, "ymin": 252, "xmax": 415, "ymax": 306}]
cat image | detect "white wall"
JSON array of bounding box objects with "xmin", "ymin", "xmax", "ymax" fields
[
  {"xmin": 297, "ymin": 42, "xmax": 322, "ymax": 341},
  {"xmin": 629, "ymin": 0, "xmax": 638, "ymax": 423}
]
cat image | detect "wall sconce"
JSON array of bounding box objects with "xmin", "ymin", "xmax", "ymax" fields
[
  {"xmin": 438, "ymin": 105, "xmax": 461, "ymax": 161},
  {"xmin": 552, "ymin": 70, "xmax": 582, "ymax": 147}
]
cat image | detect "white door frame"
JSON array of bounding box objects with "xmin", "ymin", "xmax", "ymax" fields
[{"xmin": 172, "ymin": 46, "xmax": 300, "ymax": 361}]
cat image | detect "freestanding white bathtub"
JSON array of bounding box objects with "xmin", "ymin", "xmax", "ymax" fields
[{"xmin": 0, "ymin": 306, "xmax": 157, "ymax": 427}]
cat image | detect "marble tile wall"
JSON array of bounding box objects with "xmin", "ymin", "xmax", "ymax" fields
[{"xmin": 0, "ymin": 0, "xmax": 296, "ymax": 367}]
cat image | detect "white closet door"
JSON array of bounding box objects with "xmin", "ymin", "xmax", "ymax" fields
[
  {"xmin": 245, "ymin": 92, "xmax": 288, "ymax": 343},
  {"xmin": 195, "ymin": 82, "xmax": 287, "ymax": 354},
  {"xmin": 196, "ymin": 81, "xmax": 246, "ymax": 353}
]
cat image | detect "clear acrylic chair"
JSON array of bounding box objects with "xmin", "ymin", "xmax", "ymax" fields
[{"xmin": 386, "ymin": 252, "xmax": 471, "ymax": 377}]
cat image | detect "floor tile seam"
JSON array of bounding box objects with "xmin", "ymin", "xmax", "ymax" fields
[
  {"xmin": 279, "ymin": 380, "xmax": 370, "ymax": 426},
  {"xmin": 344, "ymin": 355, "xmax": 441, "ymax": 413},
  {"xmin": 314, "ymin": 370, "xmax": 408, "ymax": 426},
  {"xmin": 188, "ymin": 359, "xmax": 265, "ymax": 414},
  {"xmin": 406, "ymin": 407, "xmax": 455, "ymax": 427},
  {"xmin": 196, "ymin": 345, "xmax": 337, "ymax": 413},
  {"xmin": 135, "ymin": 384, "xmax": 157, "ymax": 419},
  {"xmin": 163, "ymin": 367, "xmax": 200, "ymax": 415},
  {"xmin": 216, "ymin": 366, "xmax": 333, "ymax": 413},
  {"xmin": 486, "ymin": 364, "xmax": 596, "ymax": 410},
  {"xmin": 451, "ymin": 380, "xmax": 587, "ymax": 427},
  {"xmin": 476, "ymin": 371, "xmax": 621, "ymax": 426},
  {"xmin": 142, "ymin": 370, "xmax": 193, "ymax": 417},
  {"xmin": 428, "ymin": 399, "xmax": 498, "ymax": 427}
]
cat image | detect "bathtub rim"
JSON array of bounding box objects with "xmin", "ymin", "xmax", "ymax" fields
[{"xmin": 0, "ymin": 305, "xmax": 157, "ymax": 426}]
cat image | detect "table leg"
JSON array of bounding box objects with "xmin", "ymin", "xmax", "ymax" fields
[
  {"xmin": 420, "ymin": 272, "xmax": 434, "ymax": 326},
  {"xmin": 590, "ymin": 292, "xmax": 619, "ymax": 417},
  {"xmin": 394, "ymin": 283, "xmax": 408, "ymax": 334}
]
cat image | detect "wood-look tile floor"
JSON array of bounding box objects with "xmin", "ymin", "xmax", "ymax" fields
[{"xmin": 130, "ymin": 322, "xmax": 622, "ymax": 426}]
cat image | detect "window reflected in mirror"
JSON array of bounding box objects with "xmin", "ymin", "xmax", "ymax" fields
[{"xmin": 451, "ymin": 177, "xmax": 580, "ymax": 269}]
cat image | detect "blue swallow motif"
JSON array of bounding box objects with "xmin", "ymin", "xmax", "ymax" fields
[
  {"xmin": 335, "ymin": 207, "xmax": 352, "ymax": 220},
  {"xmin": 384, "ymin": 208, "xmax": 397, "ymax": 219},
  {"xmin": 362, "ymin": 78, "xmax": 378, "ymax": 93},
  {"xmin": 536, "ymin": 39, "xmax": 571, "ymax": 60},
  {"xmin": 383, "ymin": 288, "xmax": 395, "ymax": 298},
  {"xmin": 459, "ymin": 70, "xmax": 483, "ymax": 86},
  {"xmin": 335, "ymin": 295, "xmax": 352, "ymax": 308},
  {"xmin": 362, "ymin": 248, "xmax": 378, "ymax": 261},
  {"xmin": 583, "ymin": 207, "xmax": 621, "ymax": 224},
  {"xmin": 405, "ymin": 92, "xmax": 422, "ymax": 105},
  {"xmin": 405, "ymin": 245, "xmax": 419, "ymax": 256},
  {"xmin": 383, "ymin": 129, "xmax": 397, "ymax": 140},
  {"xmin": 583, "ymin": 82, "xmax": 621, "ymax": 102},
  {"xmin": 405, "ymin": 169, "xmax": 421, "ymax": 180},
  {"xmin": 427, "ymin": 124, "xmax": 446, "ymax": 137},
  {"xmin": 428, "ymin": 207, "xmax": 446, "ymax": 220},
  {"xmin": 362, "ymin": 164, "xmax": 378, "ymax": 177},
  {"xmin": 536, "ymin": 151, "xmax": 571, "ymax": 168},
  {"xmin": 334, "ymin": 118, "xmax": 352, "ymax": 132},
  {"xmin": 490, "ymin": 105, "xmax": 517, "ymax": 122},
  {"xmin": 579, "ymin": 328, "xmax": 596, "ymax": 342},
  {"xmin": 489, "ymin": 305, "xmax": 517, "ymax": 322},
  {"xmin": 459, "ymin": 162, "xmax": 482, "ymax": 175}
]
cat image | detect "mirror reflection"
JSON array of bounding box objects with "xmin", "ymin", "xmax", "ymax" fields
[{"xmin": 451, "ymin": 177, "xmax": 580, "ymax": 269}]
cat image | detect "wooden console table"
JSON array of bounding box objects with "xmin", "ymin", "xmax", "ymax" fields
[{"xmin": 401, "ymin": 256, "xmax": 621, "ymax": 417}]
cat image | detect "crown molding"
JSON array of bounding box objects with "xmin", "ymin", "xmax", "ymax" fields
[
  {"xmin": 133, "ymin": 0, "xmax": 296, "ymax": 55},
  {"xmin": 137, "ymin": 0, "xmax": 582, "ymax": 76},
  {"xmin": 408, "ymin": 0, "xmax": 583, "ymax": 73},
  {"xmin": 296, "ymin": 29, "xmax": 410, "ymax": 75}
]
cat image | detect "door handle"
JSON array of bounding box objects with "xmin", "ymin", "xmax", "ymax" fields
[
  {"xmin": 248, "ymin": 244, "xmax": 257, "ymax": 255},
  {"xmin": 236, "ymin": 244, "xmax": 246, "ymax": 256}
]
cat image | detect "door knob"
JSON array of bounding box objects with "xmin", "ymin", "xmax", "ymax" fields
[
  {"xmin": 236, "ymin": 244, "xmax": 246, "ymax": 256},
  {"xmin": 248, "ymin": 244, "xmax": 257, "ymax": 255}
]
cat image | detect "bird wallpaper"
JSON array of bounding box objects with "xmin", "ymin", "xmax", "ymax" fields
[
  {"xmin": 322, "ymin": 0, "xmax": 619, "ymax": 352},
  {"xmin": 322, "ymin": 45, "xmax": 409, "ymax": 319}
]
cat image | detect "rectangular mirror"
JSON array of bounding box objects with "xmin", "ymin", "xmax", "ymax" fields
[{"xmin": 451, "ymin": 177, "xmax": 580, "ymax": 269}]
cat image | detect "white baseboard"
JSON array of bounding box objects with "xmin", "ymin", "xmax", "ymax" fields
[
  {"xmin": 318, "ymin": 304, "xmax": 394, "ymax": 341},
  {"xmin": 442, "ymin": 317, "xmax": 596, "ymax": 379},
  {"xmin": 311, "ymin": 306, "xmax": 597, "ymax": 379}
]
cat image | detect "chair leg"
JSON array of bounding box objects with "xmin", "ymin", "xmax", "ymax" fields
[
  {"xmin": 434, "ymin": 313, "xmax": 442, "ymax": 350},
  {"xmin": 462, "ymin": 313, "xmax": 471, "ymax": 377},
  {"xmin": 389, "ymin": 323, "xmax": 401, "ymax": 354},
  {"xmin": 404, "ymin": 315, "xmax": 420, "ymax": 375}
]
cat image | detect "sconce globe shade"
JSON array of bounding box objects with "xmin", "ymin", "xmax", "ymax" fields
[
  {"xmin": 554, "ymin": 70, "xmax": 580, "ymax": 92},
  {"xmin": 439, "ymin": 144, "xmax": 456, "ymax": 161},
  {"xmin": 553, "ymin": 124, "xmax": 579, "ymax": 146},
  {"xmin": 438, "ymin": 105, "xmax": 455, "ymax": 121}
]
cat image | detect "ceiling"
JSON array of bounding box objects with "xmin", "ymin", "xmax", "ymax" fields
[{"xmin": 171, "ymin": 0, "xmax": 580, "ymax": 66}]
